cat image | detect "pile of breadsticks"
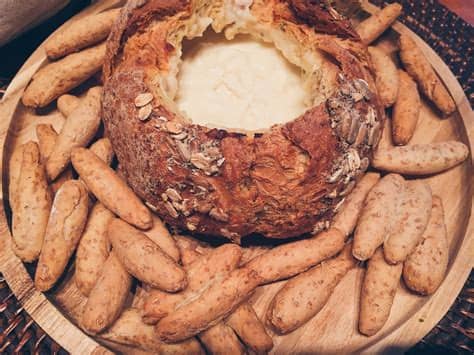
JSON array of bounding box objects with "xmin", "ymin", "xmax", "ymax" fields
[{"xmin": 8, "ymin": 2, "xmax": 470, "ymax": 353}]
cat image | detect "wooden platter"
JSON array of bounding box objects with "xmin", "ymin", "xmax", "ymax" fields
[{"xmin": 0, "ymin": 1, "xmax": 472, "ymax": 354}]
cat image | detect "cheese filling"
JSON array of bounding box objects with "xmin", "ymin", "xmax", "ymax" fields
[{"xmin": 176, "ymin": 31, "xmax": 309, "ymax": 131}]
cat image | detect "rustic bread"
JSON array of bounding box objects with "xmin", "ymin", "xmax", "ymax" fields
[{"xmin": 102, "ymin": 0, "xmax": 384, "ymax": 241}]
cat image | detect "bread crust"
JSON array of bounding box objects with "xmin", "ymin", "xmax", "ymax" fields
[{"xmin": 102, "ymin": 0, "xmax": 383, "ymax": 240}]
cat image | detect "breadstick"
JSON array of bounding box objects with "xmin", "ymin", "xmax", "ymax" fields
[
  {"xmin": 356, "ymin": 3, "xmax": 402, "ymax": 44},
  {"xmin": 22, "ymin": 42, "xmax": 106, "ymax": 108},
  {"xmin": 89, "ymin": 137, "xmax": 115, "ymax": 166},
  {"xmin": 8, "ymin": 145, "xmax": 24, "ymax": 213},
  {"xmin": 45, "ymin": 8, "xmax": 120, "ymax": 60},
  {"xmin": 36, "ymin": 123, "xmax": 73, "ymax": 193},
  {"xmin": 399, "ymin": 34, "xmax": 456, "ymax": 116},
  {"xmin": 353, "ymin": 174, "xmax": 405, "ymax": 261},
  {"xmin": 46, "ymin": 87, "xmax": 102, "ymax": 180},
  {"xmin": 155, "ymin": 267, "xmax": 261, "ymax": 342},
  {"xmin": 108, "ymin": 219, "xmax": 186, "ymax": 292},
  {"xmin": 36, "ymin": 124, "xmax": 58, "ymax": 163},
  {"xmin": 372, "ymin": 141, "xmax": 469, "ymax": 175},
  {"xmin": 359, "ymin": 248, "xmax": 402, "ymax": 336},
  {"xmin": 384, "ymin": 180, "xmax": 432, "ymax": 264},
  {"xmin": 100, "ymin": 308, "xmax": 203, "ymax": 354},
  {"xmin": 35, "ymin": 180, "xmax": 89, "ymax": 291},
  {"xmin": 82, "ymin": 252, "xmax": 132, "ymax": 334},
  {"xmin": 57, "ymin": 94, "xmax": 80, "ymax": 117},
  {"xmin": 198, "ymin": 323, "xmax": 245, "ymax": 355},
  {"xmin": 11, "ymin": 142, "xmax": 52, "ymax": 262},
  {"xmin": 71, "ymin": 147, "xmax": 152, "ymax": 229},
  {"xmin": 227, "ymin": 303, "xmax": 273, "ymax": 353},
  {"xmin": 75, "ymin": 202, "xmax": 114, "ymax": 296},
  {"xmin": 368, "ymin": 46, "xmax": 399, "ymax": 107},
  {"xmin": 143, "ymin": 215, "xmax": 180, "ymax": 262},
  {"xmin": 392, "ymin": 70, "xmax": 421, "ymax": 145},
  {"xmin": 268, "ymin": 243, "xmax": 357, "ymax": 334},
  {"xmin": 142, "ymin": 243, "xmax": 242, "ymax": 323},
  {"xmin": 403, "ymin": 196, "xmax": 449, "ymax": 295},
  {"xmin": 332, "ymin": 173, "xmax": 381, "ymax": 238},
  {"xmin": 246, "ymin": 228, "xmax": 345, "ymax": 284}
]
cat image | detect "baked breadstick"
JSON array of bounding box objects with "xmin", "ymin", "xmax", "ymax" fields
[
  {"xmin": 35, "ymin": 180, "xmax": 89, "ymax": 291},
  {"xmin": 36, "ymin": 124, "xmax": 73, "ymax": 193},
  {"xmin": 82, "ymin": 252, "xmax": 132, "ymax": 334},
  {"xmin": 22, "ymin": 42, "xmax": 106, "ymax": 108},
  {"xmin": 372, "ymin": 141, "xmax": 469, "ymax": 175},
  {"xmin": 403, "ymin": 196, "xmax": 449, "ymax": 295},
  {"xmin": 268, "ymin": 243, "xmax": 357, "ymax": 334},
  {"xmin": 45, "ymin": 8, "xmax": 120, "ymax": 60},
  {"xmin": 142, "ymin": 243, "xmax": 242, "ymax": 323},
  {"xmin": 246, "ymin": 228, "xmax": 345, "ymax": 284},
  {"xmin": 368, "ymin": 46, "xmax": 399, "ymax": 107},
  {"xmin": 399, "ymin": 34, "xmax": 456, "ymax": 116},
  {"xmin": 100, "ymin": 308, "xmax": 203, "ymax": 354},
  {"xmin": 8, "ymin": 145, "xmax": 24, "ymax": 213},
  {"xmin": 155, "ymin": 267, "xmax": 261, "ymax": 342},
  {"xmin": 332, "ymin": 173, "xmax": 381, "ymax": 238},
  {"xmin": 384, "ymin": 180, "xmax": 432, "ymax": 264},
  {"xmin": 353, "ymin": 174, "xmax": 405, "ymax": 261},
  {"xmin": 89, "ymin": 138, "xmax": 115, "ymax": 166},
  {"xmin": 57, "ymin": 94, "xmax": 81, "ymax": 117},
  {"xmin": 392, "ymin": 70, "xmax": 421, "ymax": 145},
  {"xmin": 356, "ymin": 3, "xmax": 402, "ymax": 44},
  {"xmin": 11, "ymin": 142, "xmax": 52, "ymax": 262},
  {"xmin": 75, "ymin": 202, "xmax": 114, "ymax": 296},
  {"xmin": 359, "ymin": 248, "xmax": 402, "ymax": 336},
  {"xmin": 46, "ymin": 87, "xmax": 102, "ymax": 180},
  {"xmin": 71, "ymin": 147, "xmax": 152, "ymax": 229},
  {"xmin": 108, "ymin": 219, "xmax": 186, "ymax": 292},
  {"xmin": 227, "ymin": 303, "xmax": 273, "ymax": 353},
  {"xmin": 199, "ymin": 323, "xmax": 245, "ymax": 355},
  {"xmin": 143, "ymin": 215, "xmax": 180, "ymax": 262}
]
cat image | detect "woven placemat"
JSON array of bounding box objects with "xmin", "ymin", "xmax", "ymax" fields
[{"xmin": 0, "ymin": 1, "xmax": 472, "ymax": 354}]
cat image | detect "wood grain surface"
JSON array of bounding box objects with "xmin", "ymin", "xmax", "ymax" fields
[{"xmin": 0, "ymin": 1, "xmax": 472, "ymax": 354}]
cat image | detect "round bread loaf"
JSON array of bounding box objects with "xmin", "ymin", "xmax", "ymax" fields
[{"xmin": 102, "ymin": 0, "xmax": 384, "ymax": 241}]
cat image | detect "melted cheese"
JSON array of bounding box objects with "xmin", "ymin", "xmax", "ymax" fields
[{"xmin": 176, "ymin": 32, "xmax": 308, "ymax": 131}]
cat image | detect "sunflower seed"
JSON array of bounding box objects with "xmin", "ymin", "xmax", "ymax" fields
[
  {"xmin": 164, "ymin": 121, "xmax": 183, "ymax": 134},
  {"xmin": 145, "ymin": 201, "xmax": 158, "ymax": 212},
  {"xmin": 166, "ymin": 188, "xmax": 182, "ymax": 202},
  {"xmin": 135, "ymin": 92, "xmax": 153, "ymax": 107},
  {"xmin": 157, "ymin": 116, "xmax": 168, "ymax": 122},
  {"xmin": 176, "ymin": 141, "xmax": 191, "ymax": 161},
  {"xmin": 209, "ymin": 207, "xmax": 229, "ymax": 222},
  {"xmin": 171, "ymin": 132, "xmax": 188, "ymax": 141},
  {"xmin": 217, "ymin": 157, "xmax": 226, "ymax": 167},
  {"xmin": 328, "ymin": 167, "xmax": 344, "ymax": 183},
  {"xmin": 347, "ymin": 113, "xmax": 361, "ymax": 144},
  {"xmin": 353, "ymin": 78, "xmax": 371, "ymax": 100},
  {"xmin": 164, "ymin": 201, "xmax": 179, "ymax": 218},
  {"xmin": 354, "ymin": 123, "xmax": 368, "ymax": 147},
  {"xmin": 190, "ymin": 153, "xmax": 211, "ymax": 171},
  {"xmin": 366, "ymin": 106, "xmax": 377, "ymax": 125},
  {"xmin": 368, "ymin": 121, "xmax": 381, "ymax": 146},
  {"xmin": 138, "ymin": 104, "xmax": 152, "ymax": 121},
  {"xmin": 220, "ymin": 228, "xmax": 240, "ymax": 243},
  {"xmin": 161, "ymin": 193, "xmax": 169, "ymax": 202},
  {"xmin": 339, "ymin": 111, "xmax": 352, "ymax": 139},
  {"xmin": 339, "ymin": 180, "xmax": 356, "ymax": 197}
]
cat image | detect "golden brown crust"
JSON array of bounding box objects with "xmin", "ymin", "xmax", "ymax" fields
[{"xmin": 102, "ymin": 0, "xmax": 383, "ymax": 240}]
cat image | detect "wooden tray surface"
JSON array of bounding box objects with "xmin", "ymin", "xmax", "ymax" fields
[{"xmin": 0, "ymin": 1, "xmax": 472, "ymax": 354}]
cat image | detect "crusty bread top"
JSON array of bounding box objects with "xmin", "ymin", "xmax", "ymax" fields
[{"xmin": 102, "ymin": 0, "xmax": 383, "ymax": 240}]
